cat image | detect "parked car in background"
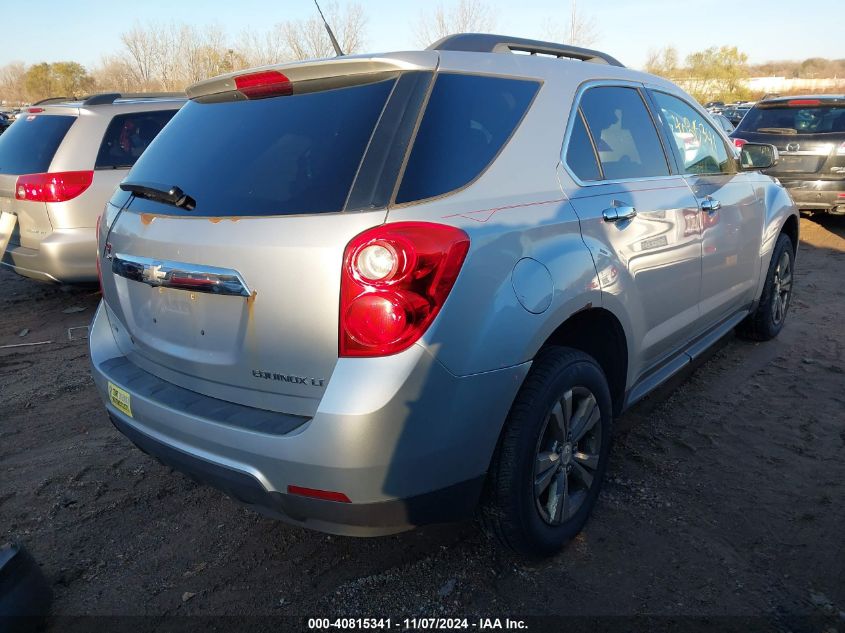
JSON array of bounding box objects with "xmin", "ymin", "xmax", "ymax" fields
[
  {"xmin": 704, "ymin": 100, "xmax": 725, "ymax": 114},
  {"xmin": 724, "ymin": 104, "xmax": 752, "ymax": 126},
  {"xmin": 0, "ymin": 112, "xmax": 10, "ymax": 134},
  {"xmin": 90, "ymin": 34, "xmax": 797, "ymax": 557},
  {"xmin": 711, "ymin": 112, "xmax": 735, "ymax": 134},
  {"xmin": 0, "ymin": 93, "xmax": 184, "ymax": 282},
  {"xmin": 731, "ymin": 94, "xmax": 845, "ymax": 214}
]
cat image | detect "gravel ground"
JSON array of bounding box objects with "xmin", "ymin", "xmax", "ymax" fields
[{"xmin": 1, "ymin": 216, "xmax": 843, "ymax": 631}]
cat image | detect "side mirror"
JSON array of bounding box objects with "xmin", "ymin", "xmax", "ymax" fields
[{"xmin": 739, "ymin": 143, "xmax": 778, "ymax": 170}]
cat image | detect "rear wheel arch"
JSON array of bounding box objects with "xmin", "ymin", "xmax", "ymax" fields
[
  {"xmin": 538, "ymin": 307, "xmax": 628, "ymax": 418},
  {"xmin": 780, "ymin": 213, "xmax": 799, "ymax": 255}
]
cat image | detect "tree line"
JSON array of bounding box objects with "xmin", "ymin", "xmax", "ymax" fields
[
  {"xmin": 645, "ymin": 45, "xmax": 845, "ymax": 103},
  {"xmin": 2, "ymin": 0, "xmax": 841, "ymax": 106},
  {"xmin": 0, "ymin": 0, "xmax": 605, "ymax": 104}
]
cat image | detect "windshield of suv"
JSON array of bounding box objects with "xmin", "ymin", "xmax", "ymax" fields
[
  {"xmin": 737, "ymin": 102, "xmax": 845, "ymax": 135},
  {"xmin": 0, "ymin": 114, "xmax": 76, "ymax": 174},
  {"xmin": 121, "ymin": 77, "xmax": 397, "ymax": 216}
]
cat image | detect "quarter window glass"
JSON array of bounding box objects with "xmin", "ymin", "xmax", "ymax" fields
[
  {"xmin": 579, "ymin": 86, "xmax": 669, "ymax": 180},
  {"xmin": 396, "ymin": 74, "xmax": 539, "ymax": 204},
  {"xmin": 96, "ymin": 110, "xmax": 178, "ymax": 169},
  {"xmin": 565, "ymin": 110, "xmax": 601, "ymax": 181},
  {"xmin": 651, "ymin": 92, "xmax": 731, "ymax": 175}
]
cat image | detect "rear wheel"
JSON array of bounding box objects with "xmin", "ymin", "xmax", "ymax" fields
[
  {"xmin": 737, "ymin": 232, "xmax": 794, "ymax": 341},
  {"xmin": 481, "ymin": 347, "xmax": 612, "ymax": 557}
]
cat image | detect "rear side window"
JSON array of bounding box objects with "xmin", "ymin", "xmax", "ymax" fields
[
  {"xmin": 0, "ymin": 115, "xmax": 75, "ymax": 175},
  {"xmin": 737, "ymin": 102, "xmax": 845, "ymax": 134},
  {"xmin": 579, "ymin": 86, "xmax": 669, "ymax": 180},
  {"xmin": 565, "ymin": 111, "xmax": 601, "ymax": 182},
  {"xmin": 96, "ymin": 110, "xmax": 177, "ymax": 169},
  {"xmin": 123, "ymin": 78, "xmax": 396, "ymax": 216},
  {"xmin": 650, "ymin": 91, "xmax": 731, "ymax": 175},
  {"xmin": 395, "ymin": 74, "xmax": 539, "ymax": 204}
]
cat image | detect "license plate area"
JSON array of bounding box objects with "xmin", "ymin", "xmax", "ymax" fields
[{"xmin": 108, "ymin": 381, "xmax": 133, "ymax": 418}]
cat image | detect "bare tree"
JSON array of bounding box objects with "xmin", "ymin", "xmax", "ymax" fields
[
  {"xmin": 120, "ymin": 23, "xmax": 160, "ymax": 89},
  {"xmin": 414, "ymin": 0, "xmax": 496, "ymax": 48},
  {"xmin": 239, "ymin": 3, "xmax": 367, "ymax": 65},
  {"xmin": 644, "ymin": 46, "xmax": 679, "ymax": 77},
  {"xmin": 0, "ymin": 61, "xmax": 28, "ymax": 104},
  {"xmin": 545, "ymin": 0, "xmax": 599, "ymax": 48}
]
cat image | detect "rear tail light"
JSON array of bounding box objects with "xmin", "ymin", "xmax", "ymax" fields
[
  {"xmin": 234, "ymin": 70, "xmax": 293, "ymax": 99},
  {"xmin": 27, "ymin": 107, "xmax": 44, "ymax": 113},
  {"xmin": 340, "ymin": 222, "xmax": 470, "ymax": 357},
  {"xmin": 15, "ymin": 171, "xmax": 93, "ymax": 203},
  {"xmin": 732, "ymin": 138, "xmax": 747, "ymax": 149},
  {"xmin": 787, "ymin": 99, "xmax": 821, "ymax": 106}
]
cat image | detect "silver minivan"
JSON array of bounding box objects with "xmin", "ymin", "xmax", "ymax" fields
[
  {"xmin": 90, "ymin": 35, "xmax": 798, "ymax": 556},
  {"xmin": 0, "ymin": 94, "xmax": 183, "ymax": 282}
]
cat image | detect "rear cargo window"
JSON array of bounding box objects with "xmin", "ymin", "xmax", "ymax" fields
[
  {"xmin": 96, "ymin": 110, "xmax": 178, "ymax": 169},
  {"xmin": 0, "ymin": 114, "xmax": 75, "ymax": 175},
  {"xmin": 737, "ymin": 103, "xmax": 845, "ymax": 135},
  {"xmin": 121, "ymin": 78, "xmax": 396, "ymax": 216},
  {"xmin": 395, "ymin": 74, "xmax": 539, "ymax": 204}
]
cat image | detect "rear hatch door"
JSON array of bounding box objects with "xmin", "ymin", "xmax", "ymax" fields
[
  {"xmin": 0, "ymin": 110, "xmax": 77, "ymax": 248},
  {"xmin": 732, "ymin": 97, "xmax": 845, "ymax": 178},
  {"xmin": 100, "ymin": 60, "xmax": 434, "ymax": 417}
]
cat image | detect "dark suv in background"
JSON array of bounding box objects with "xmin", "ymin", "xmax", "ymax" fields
[{"xmin": 731, "ymin": 95, "xmax": 845, "ymax": 214}]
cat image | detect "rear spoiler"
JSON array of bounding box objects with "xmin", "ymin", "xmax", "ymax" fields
[{"xmin": 186, "ymin": 53, "xmax": 438, "ymax": 100}]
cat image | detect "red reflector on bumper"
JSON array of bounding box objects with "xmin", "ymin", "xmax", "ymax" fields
[{"xmin": 287, "ymin": 485, "xmax": 351, "ymax": 503}]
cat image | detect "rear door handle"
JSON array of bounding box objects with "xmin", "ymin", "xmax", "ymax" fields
[
  {"xmin": 602, "ymin": 206, "xmax": 637, "ymax": 222},
  {"xmin": 700, "ymin": 197, "xmax": 722, "ymax": 214}
]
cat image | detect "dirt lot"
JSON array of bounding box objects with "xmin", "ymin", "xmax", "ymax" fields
[{"xmin": 1, "ymin": 216, "xmax": 843, "ymax": 631}]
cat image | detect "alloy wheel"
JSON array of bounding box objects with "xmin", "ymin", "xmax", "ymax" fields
[
  {"xmin": 533, "ymin": 386, "xmax": 602, "ymax": 525},
  {"xmin": 771, "ymin": 250, "xmax": 792, "ymax": 326}
]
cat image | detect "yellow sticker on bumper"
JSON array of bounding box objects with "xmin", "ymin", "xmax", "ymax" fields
[{"xmin": 108, "ymin": 382, "xmax": 132, "ymax": 418}]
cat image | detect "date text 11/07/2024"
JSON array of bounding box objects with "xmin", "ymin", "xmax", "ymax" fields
[{"xmin": 307, "ymin": 618, "xmax": 528, "ymax": 630}]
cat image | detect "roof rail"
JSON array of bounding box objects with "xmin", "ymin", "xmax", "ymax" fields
[
  {"xmin": 428, "ymin": 33, "xmax": 624, "ymax": 67},
  {"xmin": 82, "ymin": 92, "xmax": 185, "ymax": 106}
]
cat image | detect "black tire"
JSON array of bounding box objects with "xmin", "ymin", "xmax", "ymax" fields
[
  {"xmin": 481, "ymin": 346, "xmax": 612, "ymax": 557},
  {"xmin": 737, "ymin": 232, "xmax": 795, "ymax": 342}
]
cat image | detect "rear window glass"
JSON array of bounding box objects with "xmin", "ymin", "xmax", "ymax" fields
[
  {"xmin": 579, "ymin": 86, "xmax": 669, "ymax": 180},
  {"xmin": 123, "ymin": 78, "xmax": 396, "ymax": 216},
  {"xmin": 395, "ymin": 73, "xmax": 539, "ymax": 204},
  {"xmin": 0, "ymin": 114, "xmax": 75, "ymax": 175},
  {"xmin": 96, "ymin": 110, "xmax": 178, "ymax": 169},
  {"xmin": 737, "ymin": 103, "xmax": 845, "ymax": 135}
]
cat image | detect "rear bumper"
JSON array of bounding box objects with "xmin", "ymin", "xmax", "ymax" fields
[
  {"xmin": 89, "ymin": 301, "xmax": 530, "ymax": 536},
  {"xmin": 108, "ymin": 412, "xmax": 484, "ymax": 536},
  {"xmin": 1, "ymin": 227, "xmax": 97, "ymax": 283},
  {"xmin": 778, "ymin": 179, "xmax": 845, "ymax": 213}
]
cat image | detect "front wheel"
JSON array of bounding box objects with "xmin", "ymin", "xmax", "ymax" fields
[
  {"xmin": 481, "ymin": 347, "xmax": 612, "ymax": 557},
  {"xmin": 737, "ymin": 232, "xmax": 795, "ymax": 341}
]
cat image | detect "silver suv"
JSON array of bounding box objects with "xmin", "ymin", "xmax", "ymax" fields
[
  {"xmin": 0, "ymin": 93, "xmax": 184, "ymax": 283},
  {"xmin": 90, "ymin": 35, "xmax": 798, "ymax": 556}
]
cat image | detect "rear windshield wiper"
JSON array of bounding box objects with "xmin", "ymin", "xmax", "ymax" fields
[{"xmin": 120, "ymin": 181, "xmax": 196, "ymax": 210}]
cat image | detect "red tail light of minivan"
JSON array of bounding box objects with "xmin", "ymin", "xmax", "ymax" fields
[
  {"xmin": 15, "ymin": 171, "xmax": 93, "ymax": 203},
  {"xmin": 340, "ymin": 222, "xmax": 470, "ymax": 357}
]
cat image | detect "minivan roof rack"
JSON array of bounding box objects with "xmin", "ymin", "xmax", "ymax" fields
[
  {"xmin": 428, "ymin": 33, "xmax": 624, "ymax": 67},
  {"xmin": 82, "ymin": 92, "xmax": 185, "ymax": 106}
]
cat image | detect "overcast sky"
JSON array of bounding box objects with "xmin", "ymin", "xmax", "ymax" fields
[{"xmin": 1, "ymin": 0, "xmax": 843, "ymax": 70}]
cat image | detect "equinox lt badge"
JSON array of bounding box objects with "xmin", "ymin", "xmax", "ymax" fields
[{"xmin": 252, "ymin": 370, "xmax": 325, "ymax": 387}]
